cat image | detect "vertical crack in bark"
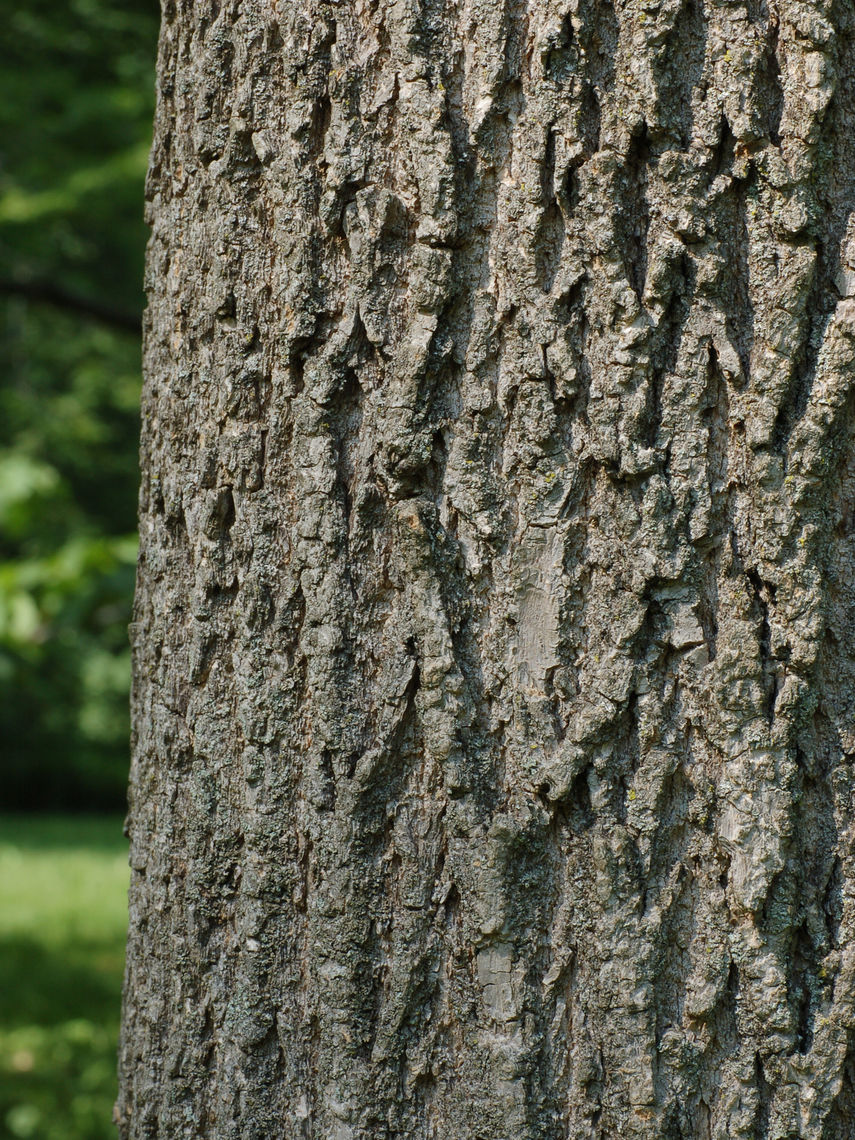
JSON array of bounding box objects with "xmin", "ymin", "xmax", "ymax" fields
[
  {"xmin": 788, "ymin": 922, "xmax": 818, "ymax": 1055},
  {"xmin": 762, "ymin": 5, "xmax": 784, "ymax": 145},
  {"xmin": 730, "ymin": 168, "xmax": 756, "ymax": 386},
  {"xmin": 619, "ymin": 122, "xmax": 651, "ymax": 302},
  {"xmin": 754, "ymin": 1051, "xmax": 771, "ymax": 1139},
  {"xmin": 576, "ymin": 0, "xmax": 619, "ymax": 97},
  {"xmin": 708, "ymin": 113, "xmax": 735, "ymax": 183},
  {"xmin": 774, "ymin": 22, "xmax": 855, "ymax": 456},
  {"xmin": 535, "ymin": 128, "xmax": 565, "ymax": 293},
  {"xmin": 772, "ymin": 237, "xmax": 834, "ymax": 455},
  {"xmin": 654, "ymin": 0, "xmax": 707, "ymax": 150},
  {"xmin": 647, "ymin": 252, "xmax": 693, "ymax": 449},
  {"xmin": 745, "ymin": 567, "xmax": 777, "ymax": 724}
]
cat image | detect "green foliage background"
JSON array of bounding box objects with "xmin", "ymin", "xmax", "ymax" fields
[{"xmin": 0, "ymin": 0, "xmax": 160, "ymax": 810}]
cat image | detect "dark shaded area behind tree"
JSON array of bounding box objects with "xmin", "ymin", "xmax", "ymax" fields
[{"xmin": 0, "ymin": 0, "xmax": 160, "ymax": 810}]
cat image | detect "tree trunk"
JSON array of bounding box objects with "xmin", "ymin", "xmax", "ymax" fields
[{"xmin": 119, "ymin": 0, "xmax": 855, "ymax": 1136}]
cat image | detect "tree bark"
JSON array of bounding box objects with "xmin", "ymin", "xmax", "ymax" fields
[{"xmin": 119, "ymin": 0, "xmax": 855, "ymax": 1136}]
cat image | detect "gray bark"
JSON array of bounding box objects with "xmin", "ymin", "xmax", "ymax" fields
[{"xmin": 119, "ymin": 0, "xmax": 855, "ymax": 1136}]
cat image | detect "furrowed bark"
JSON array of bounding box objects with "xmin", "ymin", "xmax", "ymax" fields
[{"xmin": 119, "ymin": 0, "xmax": 855, "ymax": 1136}]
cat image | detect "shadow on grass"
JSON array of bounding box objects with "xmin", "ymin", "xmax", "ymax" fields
[
  {"xmin": 0, "ymin": 936, "xmax": 124, "ymax": 1029},
  {"xmin": 0, "ymin": 816, "xmax": 127, "ymax": 854},
  {"xmin": 0, "ymin": 936, "xmax": 124, "ymax": 1140},
  {"xmin": 0, "ymin": 818, "xmax": 127, "ymax": 1140}
]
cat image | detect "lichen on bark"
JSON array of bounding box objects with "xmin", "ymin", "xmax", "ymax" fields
[{"xmin": 120, "ymin": 0, "xmax": 855, "ymax": 1136}]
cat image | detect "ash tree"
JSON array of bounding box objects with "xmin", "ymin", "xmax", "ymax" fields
[{"xmin": 119, "ymin": 0, "xmax": 855, "ymax": 1137}]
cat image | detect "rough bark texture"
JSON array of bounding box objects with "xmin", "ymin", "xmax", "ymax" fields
[{"xmin": 119, "ymin": 0, "xmax": 855, "ymax": 1136}]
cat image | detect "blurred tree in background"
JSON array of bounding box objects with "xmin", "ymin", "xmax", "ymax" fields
[{"xmin": 0, "ymin": 0, "xmax": 160, "ymax": 811}]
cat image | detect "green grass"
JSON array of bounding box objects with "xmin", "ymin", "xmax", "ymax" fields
[{"xmin": 0, "ymin": 816, "xmax": 128, "ymax": 1140}]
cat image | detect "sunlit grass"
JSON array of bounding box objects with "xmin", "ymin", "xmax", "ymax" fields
[{"xmin": 0, "ymin": 816, "xmax": 128, "ymax": 1140}]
